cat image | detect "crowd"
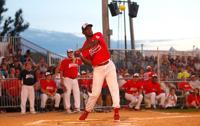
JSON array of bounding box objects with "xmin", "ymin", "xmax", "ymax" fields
[{"xmin": 0, "ymin": 44, "xmax": 200, "ymax": 114}]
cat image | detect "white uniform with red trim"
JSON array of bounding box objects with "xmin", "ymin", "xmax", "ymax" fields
[
  {"xmin": 40, "ymin": 79, "xmax": 61, "ymax": 109},
  {"xmin": 60, "ymin": 57, "xmax": 82, "ymax": 110},
  {"xmin": 121, "ymin": 80, "xmax": 143, "ymax": 110},
  {"xmin": 81, "ymin": 32, "xmax": 120, "ymax": 112}
]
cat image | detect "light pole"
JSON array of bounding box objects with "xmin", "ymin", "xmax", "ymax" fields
[
  {"xmin": 108, "ymin": 0, "xmax": 139, "ymax": 49},
  {"xmin": 128, "ymin": 0, "xmax": 135, "ymax": 49}
]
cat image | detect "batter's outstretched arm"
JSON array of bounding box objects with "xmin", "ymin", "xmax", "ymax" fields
[
  {"xmin": 80, "ymin": 54, "xmax": 92, "ymax": 66},
  {"xmin": 79, "ymin": 40, "xmax": 99, "ymax": 52}
]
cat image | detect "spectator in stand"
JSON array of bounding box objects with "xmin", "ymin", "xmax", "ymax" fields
[
  {"xmin": 138, "ymin": 68, "xmax": 145, "ymax": 80},
  {"xmin": 37, "ymin": 57, "xmax": 48, "ymax": 73},
  {"xmin": 189, "ymin": 75, "xmax": 200, "ymax": 89},
  {"xmin": 35, "ymin": 68, "xmax": 45, "ymax": 82},
  {"xmin": 0, "ymin": 63, "xmax": 8, "ymax": 78},
  {"xmin": 144, "ymin": 74, "xmax": 166, "ymax": 109},
  {"xmin": 8, "ymin": 67, "xmax": 16, "ymax": 78},
  {"xmin": 177, "ymin": 67, "xmax": 190, "ymax": 80},
  {"xmin": 40, "ymin": 71, "xmax": 61, "ymax": 112},
  {"xmin": 0, "ymin": 51, "xmax": 5, "ymax": 65},
  {"xmin": 13, "ymin": 58, "xmax": 23, "ymax": 71},
  {"xmin": 186, "ymin": 88, "xmax": 200, "ymax": 109},
  {"xmin": 23, "ymin": 50, "xmax": 35, "ymax": 66},
  {"xmin": 178, "ymin": 76, "xmax": 193, "ymax": 108},
  {"xmin": 19, "ymin": 62, "xmax": 37, "ymax": 114},
  {"xmin": 165, "ymin": 87, "xmax": 177, "ymax": 109},
  {"xmin": 15, "ymin": 49, "xmax": 25, "ymax": 64},
  {"xmin": 160, "ymin": 54, "xmax": 170, "ymax": 76},
  {"xmin": 15, "ymin": 68, "xmax": 21, "ymax": 78},
  {"xmin": 194, "ymin": 57, "xmax": 200, "ymax": 73},
  {"xmin": 121, "ymin": 73, "xmax": 144, "ymax": 110}
]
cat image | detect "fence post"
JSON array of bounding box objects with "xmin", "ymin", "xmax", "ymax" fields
[
  {"xmin": 157, "ymin": 47, "xmax": 161, "ymax": 82},
  {"xmin": 47, "ymin": 51, "xmax": 51, "ymax": 66}
]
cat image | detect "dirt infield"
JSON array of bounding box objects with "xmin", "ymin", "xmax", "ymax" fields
[{"xmin": 0, "ymin": 110, "xmax": 200, "ymax": 126}]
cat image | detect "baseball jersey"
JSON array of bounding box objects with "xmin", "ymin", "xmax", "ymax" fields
[
  {"xmin": 81, "ymin": 32, "xmax": 110, "ymax": 66},
  {"xmin": 40, "ymin": 79, "xmax": 57, "ymax": 95},
  {"xmin": 187, "ymin": 93, "xmax": 198, "ymax": 105},
  {"xmin": 178, "ymin": 81, "xmax": 192, "ymax": 92},
  {"xmin": 60, "ymin": 58, "xmax": 82, "ymax": 79},
  {"xmin": 122, "ymin": 80, "xmax": 143, "ymax": 95},
  {"xmin": 144, "ymin": 80, "xmax": 164, "ymax": 95},
  {"xmin": 19, "ymin": 69, "xmax": 36, "ymax": 86}
]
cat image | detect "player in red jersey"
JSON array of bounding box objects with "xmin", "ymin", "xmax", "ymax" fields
[
  {"xmin": 144, "ymin": 74, "xmax": 166, "ymax": 109},
  {"xmin": 121, "ymin": 73, "xmax": 144, "ymax": 110},
  {"xmin": 76, "ymin": 23, "xmax": 120, "ymax": 121},
  {"xmin": 186, "ymin": 88, "xmax": 200, "ymax": 108},
  {"xmin": 40, "ymin": 71, "xmax": 61, "ymax": 112},
  {"xmin": 178, "ymin": 76, "xmax": 193, "ymax": 108},
  {"xmin": 60, "ymin": 49, "xmax": 82, "ymax": 113}
]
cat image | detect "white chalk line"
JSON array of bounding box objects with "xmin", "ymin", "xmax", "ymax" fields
[{"xmin": 129, "ymin": 115, "xmax": 200, "ymax": 121}]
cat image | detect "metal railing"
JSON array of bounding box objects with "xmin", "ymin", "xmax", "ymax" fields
[{"xmin": 0, "ymin": 36, "xmax": 64, "ymax": 66}]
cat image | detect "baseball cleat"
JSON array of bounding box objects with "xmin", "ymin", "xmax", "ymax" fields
[
  {"xmin": 79, "ymin": 111, "xmax": 89, "ymax": 121},
  {"xmin": 114, "ymin": 114, "xmax": 120, "ymax": 121}
]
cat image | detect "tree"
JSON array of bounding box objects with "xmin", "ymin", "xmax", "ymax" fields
[
  {"xmin": 0, "ymin": 0, "xmax": 8, "ymax": 24},
  {"xmin": 0, "ymin": 0, "xmax": 29, "ymax": 37},
  {"xmin": 9, "ymin": 9, "xmax": 29, "ymax": 36},
  {"xmin": 0, "ymin": 16, "xmax": 13, "ymax": 36}
]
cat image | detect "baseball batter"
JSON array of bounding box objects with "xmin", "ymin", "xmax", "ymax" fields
[
  {"xmin": 60, "ymin": 49, "xmax": 82, "ymax": 113},
  {"xmin": 76, "ymin": 23, "xmax": 120, "ymax": 121}
]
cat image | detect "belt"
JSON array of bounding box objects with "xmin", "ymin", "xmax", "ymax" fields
[{"xmin": 96, "ymin": 60, "xmax": 109, "ymax": 66}]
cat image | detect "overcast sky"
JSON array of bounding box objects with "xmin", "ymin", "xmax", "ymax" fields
[{"xmin": 5, "ymin": 0, "xmax": 200, "ymax": 41}]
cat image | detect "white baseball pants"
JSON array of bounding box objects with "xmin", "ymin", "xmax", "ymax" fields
[
  {"xmin": 40, "ymin": 93, "xmax": 61, "ymax": 108},
  {"xmin": 85, "ymin": 60, "xmax": 120, "ymax": 112},
  {"xmin": 145, "ymin": 92, "xmax": 166, "ymax": 107},
  {"xmin": 63, "ymin": 77, "xmax": 80, "ymax": 110},
  {"xmin": 125, "ymin": 93, "xmax": 143, "ymax": 109},
  {"xmin": 21, "ymin": 85, "xmax": 35, "ymax": 113}
]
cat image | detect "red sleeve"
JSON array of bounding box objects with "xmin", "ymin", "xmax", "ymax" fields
[
  {"xmin": 95, "ymin": 32, "xmax": 104, "ymax": 43},
  {"xmin": 59, "ymin": 59, "xmax": 65, "ymax": 72},
  {"xmin": 121, "ymin": 80, "xmax": 130, "ymax": 89}
]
